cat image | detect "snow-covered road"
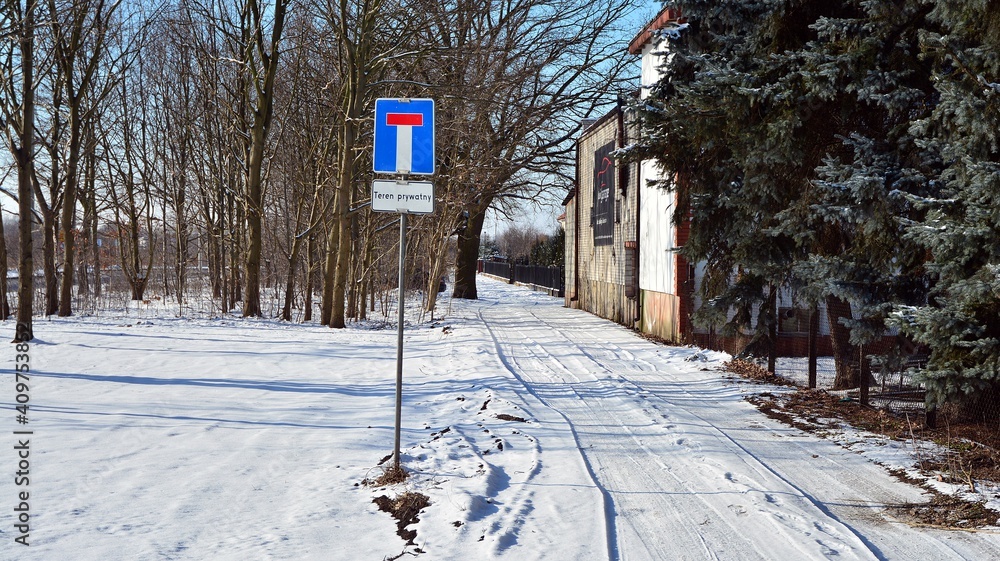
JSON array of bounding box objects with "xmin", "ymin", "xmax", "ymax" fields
[
  {"xmin": 475, "ymin": 284, "xmax": 1000, "ymax": 560},
  {"xmin": 3, "ymin": 276, "xmax": 1000, "ymax": 560}
]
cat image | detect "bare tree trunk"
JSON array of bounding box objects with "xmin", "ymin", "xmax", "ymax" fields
[
  {"xmin": 0, "ymin": 205, "xmax": 10, "ymax": 320},
  {"xmin": 230, "ymin": 185, "xmax": 242, "ymax": 307},
  {"xmin": 174, "ymin": 172, "xmax": 188, "ymax": 306},
  {"xmin": 323, "ymin": 0, "xmax": 390, "ymax": 329},
  {"xmin": 827, "ymin": 295, "xmax": 859, "ymax": 390},
  {"xmin": 83, "ymin": 144, "xmax": 101, "ymax": 298},
  {"xmin": 350, "ymin": 216, "xmax": 367, "ymax": 322},
  {"xmin": 58, "ymin": 102, "xmax": 83, "ymax": 316},
  {"xmin": 280, "ymin": 234, "xmax": 303, "ymax": 321},
  {"xmin": 11, "ymin": 0, "xmax": 37, "ymax": 341},
  {"xmin": 303, "ymin": 233, "xmax": 316, "ymax": 322},
  {"xmin": 38, "ymin": 203, "xmax": 58, "ymax": 315},
  {"xmin": 160, "ymin": 189, "xmax": 170, "ymax": 297},
  {"xmin": 358, "ymin": 237, "xmax": 370, "ymax": 321},
  {"xmin": 244, "ymin": 120, "xmax": 265, "ymax": 316},
  {"xmin": 321, "ymin": 208, "xmax": 338, "ymax": 325},
  {"xmin": 34, "ymin": 60, "xmax": 64, "ymax": 317},
  {"xmin": 422, "ymin": 233, "xmax": 450, "ymax": 316},
  {"xmin": 452, "ymin": 204, "xmax": 488, "ymax": 299},
  {"xmin": 210, "ymin": 224, "xmax": 222, "ymax": 299},
  {"xmin": 330, "ymin": 185, "xmax": 353, "ymax": 328},
  {"xmin": 241, "ymin": 0, "xmax": 289, "ymax": 318},
  {"xmin": 78, "ymin": 182, "xmax": 92, "ymax": 298},
  {"xmin": 49, "ymin": 0, "xmax": 123, "ymax": 318},
  {"xmin": 79, "ymin": 116, "xmax": 98, "ymax": 299}
]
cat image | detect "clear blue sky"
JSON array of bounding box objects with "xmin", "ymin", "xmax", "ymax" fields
[{"xmin": 486, "ymin": 1, "xmax": 666, "ymax": 238}]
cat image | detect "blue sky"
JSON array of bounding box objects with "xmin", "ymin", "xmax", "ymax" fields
[{"xmin": 486, "ymin": 1, "xmax": 667, "ymax": 237}]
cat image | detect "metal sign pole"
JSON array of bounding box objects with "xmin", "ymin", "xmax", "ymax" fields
[
  {"xmin": 373, "ymin": 97, "xmax": 434, "ymax": 473},
  {"xmin": 392, "ymin": 212, "xmax": 407, "ymax": 471}
]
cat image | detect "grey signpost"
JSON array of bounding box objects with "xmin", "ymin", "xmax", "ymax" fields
[{"xmin": 372, "ymin": 98, "xmax": 435, "ymax": 471}]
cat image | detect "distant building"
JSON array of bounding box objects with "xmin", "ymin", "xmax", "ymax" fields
[
  {"xmin": 564, "ymin": 7, "xmax": 692, "ymax": 342},
  {"xmin": 564, "ymin": 106, "xmax": 640, "ymax": 328},
  {"xmin": 564, "ymin": 7, "xmax": 840, "ymax": 355}
]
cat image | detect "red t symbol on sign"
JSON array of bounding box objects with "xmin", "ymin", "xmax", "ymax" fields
[{"xmin": 386, "ymin": 113, "xmax": 423, "ymax": 173}]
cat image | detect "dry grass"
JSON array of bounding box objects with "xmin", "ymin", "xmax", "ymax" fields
[
  {"xmin": 364, "ymin": 464, "xmax": 409, "ymax": 487},
  {"xmin": 724, "ymin": 359, "xmax": 797, "ymax": 386},
  {"xmin": 363, "ymin": 463, "xmax": 429, "ymax": 548},
  {"xmin": 889, "ymin": 493, "xmax": 999, "ymax": 530}
]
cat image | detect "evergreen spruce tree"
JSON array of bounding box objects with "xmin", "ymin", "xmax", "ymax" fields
[
  {"xmin": 892, "ymin": 1, "xmax": 1000, "ymax": 408},
  {"xmin": 771, "ymin": 1, "xmax": 937, "ymax": 387},
  {"xmin": 635, "ymin": 0, "xmax": 814, "ymax": 365},
  {"xmin": 636, "ymin": 1, "xmax": 936, "ymax": 388}
]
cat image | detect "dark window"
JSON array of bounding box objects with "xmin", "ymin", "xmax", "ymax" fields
[
  {"xmin": 779, "ymin": 307, "xmax": 810, "ymax": 334},
  {"xmin": 624, "ymin": 243, "xmax": 638, "ymax": 299}
]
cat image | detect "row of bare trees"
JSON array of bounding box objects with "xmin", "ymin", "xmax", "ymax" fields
[{"xmin": 2, "ymin": 0, "xmax": 639, "ymax": 341}]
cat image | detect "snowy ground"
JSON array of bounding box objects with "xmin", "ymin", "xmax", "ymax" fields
[{"xmin": 3, "ymin": 276, "xmax": 1000, "ymax": 560}]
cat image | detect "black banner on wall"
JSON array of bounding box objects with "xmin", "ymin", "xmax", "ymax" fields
[{"xmin": 593, "ymin": 140, "xmax": 615, "ymax": 246}]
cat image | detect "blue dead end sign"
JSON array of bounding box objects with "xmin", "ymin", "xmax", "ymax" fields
[{"xmin": 374, "ymin": 98, "xmax": 435, "ymax": 175}]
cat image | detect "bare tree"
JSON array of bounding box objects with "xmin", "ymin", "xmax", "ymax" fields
[
  {"xmin": 4, "ymin": 0, "xmax": 637, "ymax": 326},
  {"xmin": 34, "ymin": 63, "xmax": 61, "ymax": 316},
  {"xmin": 181, "ymin": 0, "xmax": 236, "ymax": 310},
  {"xmin": 408, "ymin": 0, "xmax": 638, "ymax": 300},
  {"xmin": 140, "ymin": 8, "xmax": 205, "ymax": 308},
  {"xmin": 270, "ymin": 13, "xmax": 336, "ymax": 321},
  {"xmin": 75, "ymin": 121, "xmax": 97, "ymax": 299},
  {"xmin": 102, "ymin": 56, "xmax": 158, "ymax": 300},
  {"xmin": 1, "ymin": 0, "xmax": 38, "ymax": 340},
  {"xmin": 316, "ymin": 0, "xmax": 401, "ymax": 328},
  {"xmin": 48, "ymin": 0, "xmax": 127, "ymax": 316},
  {"xmin": 233, "ymin": 0, "xmax": 289, "ymax": 317},
  {"xmin": 497, "ymin": 225, "xmax": 542, "ymax": 263}
]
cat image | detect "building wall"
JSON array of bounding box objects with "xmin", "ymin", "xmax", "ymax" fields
[
  {"xmin": 638, "ymin": 38, "xmax": 668, "ymax": 102},
  {"xmin": 636, "ymin": 33, "xmax": 686, "ymax": 342},
  {"xmin": 563, "ymin": 7, "xmax": 839, "ymax": 356},
  {"xmin": 564, "ymin": 100, "xmax": 688, "ymax": 342},
  {"xmin": 641, "ymin": 289, "xmax": 680, "ymax": 341},
  {"xmin": 571, "ymin": 108, "xmax": 639, "ymax": 327},
  {"xmin": 638, "ymin": 160, "xmax": 675, "ymax": 295}
]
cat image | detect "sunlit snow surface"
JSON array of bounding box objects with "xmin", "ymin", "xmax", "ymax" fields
[{"xmin": 3, "ymin": 277, "xmax": 1000, "ymax": 560}]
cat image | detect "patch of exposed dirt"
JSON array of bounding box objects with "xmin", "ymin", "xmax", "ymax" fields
[
  {"xmin": 373, "ymin": 492, "xmax": 431, "ymax": 545},
  {"xmin": 889, "ymin": 494, "xmax": 999, "ymax": 530}
]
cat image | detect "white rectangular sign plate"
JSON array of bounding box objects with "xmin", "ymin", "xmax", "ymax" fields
[{"xmin": 372, "ymin": 180, "xmax": 435, "ymax": 214}]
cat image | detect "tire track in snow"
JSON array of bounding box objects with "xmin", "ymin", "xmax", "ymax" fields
[
  {"xmin": 541, "ymin": 314, "xmax": 999, "ymax": 560},
  {"xmin": 479, "ymin": 298, "xmax": 879, "ymax": 560},
  {"xmin": 535, "ymin": 314, "xmax": 887, "ymax": 558},
  {"xmin": 479, "ymin": 302, "xmax": 747, "ymax": 559},
  {"xmin": 478, "ymin": 301, "xmax": 620, "ymax": 561}
]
